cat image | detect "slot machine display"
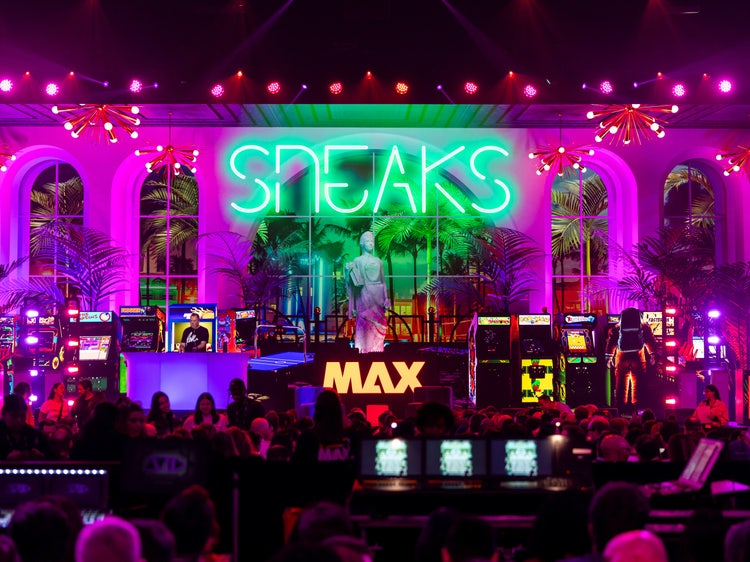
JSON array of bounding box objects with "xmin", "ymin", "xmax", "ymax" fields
[
  {"xmin": 473, "ymin": 314, "xmax": 513, "ymax": 408},
  {"xmin": 66, "ymin": 311, "xmax": 121, "ymax": 401},
  {"xmin": 120, "ymin": 306, "xmax": 165, "ymax": 352},
  {"xmin": 518, "ymin": 314, "xmax": 555, "ymax": 404},
  {"xmin": 560, "ymin": 314, "xmax": 603, "ymax": 406}
]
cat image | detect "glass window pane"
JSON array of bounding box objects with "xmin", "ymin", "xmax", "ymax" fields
[{"xmin": 139, "ymin": 218, "xmax": 167, "ymax": 274}]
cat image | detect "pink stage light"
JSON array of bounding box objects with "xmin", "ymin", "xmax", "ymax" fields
[
  {"xmin": 523, "ymin": 84, "xmax": 537, "ymax": 98},
  {"xmin": 0, "ymin": 79, "xmax": 12, "ymax": 93},
  {"xmin": 129, "ymin": 79, "xmax": 143, "ymax": 93},
  {"xmin": 329, "ymin": 81, "xmax": 343, "ymax": 95},
  {"xmin": 210, "ymin": 83, "xmax": 224, "ymax": 98},
  {"xmin": 672, "ymin": 83, "xmax": 686, "ymax": 97},
  {"xmin": 395, "ymin": 82, "xmax": 409, "ymax": 95},
  {"xmin": 464, "ymin": 81, "xmax": 478, "ymax": 95},
  {"xmin": 718, "ymin": 79, "xmax": 733, "ymax": 93},
  {"xmin": 267, "ymin": 81, "xmax": 281, "ymax": 95},
  {"xmin": 599, "ymin": 80, "xmax": 613, "ymax": 94},
  {"xmin": 45, "ymin": 83, "xmax": 59, "ymax": 96}
]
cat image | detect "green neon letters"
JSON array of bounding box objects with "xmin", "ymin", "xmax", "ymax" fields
[{"xmin": 229, "ymin": 142, "xmax": 512, "ymax": 215}]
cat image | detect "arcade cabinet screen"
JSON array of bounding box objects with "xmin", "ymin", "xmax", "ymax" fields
[
  {"xmin": 642, "ymin": 311, "xmax": 663, "ymax": 337},
  {"xmin": 490, "ymin": 439, "xmax": 553, "ymax": 478},
  {"xmin": 79, "ymin": 336, "xmax": 112, "ymax": 361},
  {"xmin": 125, "ymin": 331, "xmax": 154, "ymax": 351},
  {"xmin": 424, "ymin": 439, "xmax": 487, "ymax": 477},
  {"xmin": 563, "ymin": 329, "xmax": 592, "ymax": 353},
  {"xmin": 359, "ymin": 439, "xmax": 422, "ymax": 478}
]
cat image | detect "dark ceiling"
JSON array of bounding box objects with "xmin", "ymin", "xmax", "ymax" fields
[{"xmin": 1, "ymin": 0, "xmax": 750, "ymax": 105}]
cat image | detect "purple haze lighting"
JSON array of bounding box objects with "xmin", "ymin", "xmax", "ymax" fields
[
  {"xmin": 464, "ymin": 81, "xmax": 478, "ymax": 95},
  {"xmin": 29, "ymin": 369, "xmax": 39, "ymax": 377},
  {"xmin": 523, "ymin": 84, "xmax": 537, "ymax": 98},
  {"xmin": 718, "ymin": 79, "xmax": 732, "ymax": 93},
  {"xmin": 0, "ymin": 79, "xmax": 12, "ymax": 93},
  {"xmin": 129, "ymin": 79, "xmax": 143, "ymax": 93},
  {"xmin": 672, "ymin": 83, "xmax": 686, "ymax": 97},
  {"xmin": 45, "ymin": 83, "xmax": 59, "ymax": 96},
  {"xmin": 600, "ymin": 80, "xmax": 613, "ymax": 94},
  {"xmin": 707, "ymin": 335, "xmax": 720, "ymax": 345},
  {"xmin": 210, "ymin": 83, "xmax": 224, "ymax": 98},
  {"xmin": 25, "ymin": 309, "xmax": 39, "ymax": 318},
  {"xmin": 707, "ymin": 309, "xmax": 721, "ymax": 319}
]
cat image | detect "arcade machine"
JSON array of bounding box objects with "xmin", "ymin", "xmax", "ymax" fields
[
  {"xmin": 15, "ymin": 311, "xmax": 64, "ymax": 402},
  {"xmin": 642, "ymin": 310, "xmax": 671, "ymax": 414},
  {"xmin": 0, "ymin": 316, "xmax": 18, "ymax": 394},
  {"xmin": 168, "ymin": 305, "xmax": 217, "ymax": 352},
  {"xmin": 471, "ymin": 313, "xmax": 513, "ymax": 408},
  {"xmin": 120, "ymin": 306, "xmax": 165, "ymax": 353},
  {"xmin": 216, "ymin": 309, "xmax": 256, "ymax": 354},
  {"xmin": 602, "ymin": 314, "xmax": 621, "ymax": 407},
  {"xmin": 518, "ymin": 313, "xmax": 556, "ymax": 405},
  {"xmin": 560, "ymin": 314, "xmax": 603, "ymax": 406},
  {"xmin": 65, "ymin": 311, "xmax": 122, "ymax": 401}
]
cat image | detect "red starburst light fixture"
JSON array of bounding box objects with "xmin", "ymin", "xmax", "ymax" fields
[
  {"xmin": 529, "ymin": 115, "xmax": 595, "ymax": 177},
  {"xmin": 51, "ymin": 104, "xmax": 141, "ymax": 143},
  {"xmin": 329, "ymin": 81, "xmax": 343, "ymax": 95},
  {"xmin": 0, "ymin": 145, "xmax": 16, "ymax": 172},
  {"xmin": 395, "ymin": 82, "xmax": 409, "ymax": 95},
  {"xmin": 715, "ymin": 146, "xmax": 750, "ymax": 176},
  {"xmin": 586, "ymin": 104, "xmax": 678, "ymax": 145},
  {"xmin": 464, "ymin": 81, "xmax": 478, "ymax": 95},
  {"xmin": 135, "ymin": 113, "xmax": 199, "ymax": 175},
  {"xmin": 267, "ymin": 81, "xmax": 281, "ymax": 95}
]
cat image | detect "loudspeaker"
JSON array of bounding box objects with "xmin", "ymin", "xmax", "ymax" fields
[{"xmin": 414, "ymin": 386, "xmax": 453, "ymax": 408}]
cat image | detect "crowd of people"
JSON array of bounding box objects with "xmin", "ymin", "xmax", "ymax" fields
[{"xmin": 0, "ymin": 378, "xmax": 749, "ymax": 561}]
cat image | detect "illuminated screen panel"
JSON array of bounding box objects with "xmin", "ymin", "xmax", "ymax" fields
[
  {"xmin": 642, "ymin": 311, "xmax": 663, "ymax": 337},
  {"xmin": 424, "ymin": 439, "xmax": 487, "ymax": 477},
  {"xmin": 521, "ymin": 359, "xmax": 554, "ymax": 402},
  {"xmin": 489, "ymin": 439, "xmax": 553, "ymax": 478},
  {"xmin": 562, "ymin": 329, "xmax": 592, "ymax": 353},
  {"xmin": 79, "ymin": 336, "xmax": 112, "ymax": 361},
  {"xmin": 359, "ymin": 439, "xmax": 422, "ymax": 478}
]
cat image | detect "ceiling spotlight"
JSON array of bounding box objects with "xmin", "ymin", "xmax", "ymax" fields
[
  {"xmin": 672, "ymin": 83, "xmax": 686, "ymax": 97},
  {"xmin": 395, "ymin": 82, "xmax": 409, "ymax": 95},
  {"xmin": 129, "ymin": 79, "xmax": 143, "ymax": 94},
  {"xmin": 267, "ymin": 81, "xmax": 281, "ymax": 95},
  {"xmin": 718, "ymin": 79, "xmax": 733, "ymax": 94},
  {"xmin": 464, "ymin": 81, "xmax": 478, "ymax": 95},
  {"xmin": 599, "ymin": 80, "xmax": 614, "ymax": 94},
  {"xmin": 210, "ymin": 83, "xmax": 225, "ymax": 98},
  {"xmin": 523, "ymin": 84, "xmax": 537, "ymax": 98},
  {"xmin": 329, "ymin": 81, "xmax": 343, "ymax": 95},
  {"xmin": 366, "ymin": 71, "xmax": 373, "ymax": 79},
  {"xmin": 45, "ymin": 83, "xmax": 60, "ymax": 96},
  {"xmin": 0, "ymin": 79, "xmax": 12, "ymax": 93},
  {"xmin": 236, "ymin": 70, "xmax": 243, "ymax": 77}
]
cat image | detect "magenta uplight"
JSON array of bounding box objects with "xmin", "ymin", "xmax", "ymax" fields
[
  {"xmin": 129, "ymin": 79, "xmax": 143, "ymax": 93},
  {"xmin": 464, "ymin": 81, "xmax": 478, "ymax": 95},
  {"xmin": 523, "ymin": 84, "xmax": 537, "ymax": 98},
  {"xmin": 45, "ymin": 83, "xmax": 59, "ymax": 96},
  {"xmin": 0, "ymin": 79, "xmax": 12, "ymax": 93},
  {"xmin": 718, "ymin": 79, "xmax": 733, "ymax": 93},
  {"xmin": 210, "ymin": 84, "xmax": 224, "ymax": 98},
  {"xmin": 599, "ymin": 80, "xmax": 613, "ymax": 94},
  {"xmin": 672, "ymin": 83, "xmax": 686, "ymax": 97}
]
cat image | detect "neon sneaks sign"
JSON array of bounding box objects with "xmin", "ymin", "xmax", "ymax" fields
[{"xmin": 228, "ymin": 142, "xmax": 513, "ymax": 216}]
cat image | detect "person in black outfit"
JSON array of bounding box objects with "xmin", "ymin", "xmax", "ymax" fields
[
  {"xmin": 70, "ymin": 378, "xmax": 96, "ymax": 429},
  {"xmin": 0, "ymin": 394, "xmax": 50, "ymax": 460},
  {"xmin": 179, "ymin": 313, "xmax": 209, "ymax": 352},
  {"xmin": 227, "ymin": 378, "xmax": 264, "ymax": 430}
]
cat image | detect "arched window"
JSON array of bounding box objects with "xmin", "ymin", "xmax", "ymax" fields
[
  {"xmin": 28, "ymin": 162, "xmax": 84, "ymax": 294},
  {"xmin": 663, "ymin": 160, "xmax": 720, "ymax": 266},
  {"xmin": 551, "ymin": 168, "xmax": 610, "ymax": 315},
  {"xmin": 138, "ymin": 171, "xmax": 199, "ymax": 307}
]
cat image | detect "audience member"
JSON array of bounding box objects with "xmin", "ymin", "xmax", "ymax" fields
[
  {"xmin": 161, "ymin": 485, "xmax": 227, "ymax": 562},
  {"xmin": 38, "ymin": 382, "xmax": 71, "ymax": 424},
  {"xmin": 441, "ymin": 515, "xmax": 497, "ymax": 562},
  {"xmin": 70, "ymin": 402, "xmax": 126, "ymax": 461},
  {"xmin": 227, "ymin": 378, "xmax": 265, "ymax": 430},
  {"xmin": 249, "ymin": 417, "xmax": 273, "ymax": 458},
  {"xmin": 183, "ymin": 393, "xmax": 228, "ymax": 433},
  {"xmin": 9, "ymin": 499, "xmax": 74, "ymax": 562},
  {"xmin": 725, "ymin": 518, "xmax": 750, "ymax": 562},
  {"xmin": 70, "ymin": 379, "xmax": 96, "ymax": 429},
  {"xmin": 117, "ymin": 402, "xmax": 154, "ymax": 438},
  {"xmin": 321, "ymin": 535, "xmax": 373, "ymax": 562},
  {"xmin": 0, "ymin": 394, "xmax": 49, "ymax": 460},
  {"xmin": 415, "ymin": 401, "xmax": 455, "ymax": 436},
  {"xmin": 681, "ymin": 508, "xmax": 730, "ymax": 562},
  {"xmin": 75, "ymin": 516, "xmax": 141, "ymax": 562},
  {"xmin": 147, "ymin": 391, "xmax": 183, "ymax": 437},
  {"xmin": 414, "ymin": 507, "xmax": 463, "ymax": 562},
  {"xmin": 0, "ymin": 535, "xmax": 20, "ymax": 562},
  {"xmin": 131, "ymin": 518, "xmax": 177, "ymax": 562},
  {"xmin": 602, "ymin": 530, "xmax": 667, "ymax": 562},
  {"xmin": 597, "ymin": 434, "xmax": 631, "ymax": 463},
  {"xmin": 292, "ymin": 390, "xmax": 351, "ymax": 464},
  {"xmin": 10, "ymin": 382, "xmax": 36, "ymax": 428}
]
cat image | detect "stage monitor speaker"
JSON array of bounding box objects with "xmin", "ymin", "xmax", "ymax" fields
[{"xmin": 413, "ymin": 386, "xmax": 453, "ymax": 408}]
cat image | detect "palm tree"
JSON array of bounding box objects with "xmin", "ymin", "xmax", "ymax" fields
[
  {"xmin": 663, "ymin": 165, "xmax": 715, "ymax": 229},
  {"xmin": 29, "ymin": 175, "xmax": 84, "ymax": 255}
]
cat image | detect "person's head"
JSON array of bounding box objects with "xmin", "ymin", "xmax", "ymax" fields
[
  {"xmin": 634, "ymin": 434, "xmax": 662, "ymax": 462},
  {"xmin": 160, "ymin": 485, "xmax": 219, "ymax": 557},
  {"xmin": 229, "ymin": 378, "xmax": 247, "ymax": 402},
  {"xmin": 2, "ymin": 395, "xmax": 28, "ymax": 432},
  {"xmin": 359, "ymin": 231, "xmax": 374, "ymax": 252},
  {"xmin": 538, "ymin": 394, "xmax": 553, "ymax": 410},
  {"xmin": 12, "ymin": 382, "xmax": 30, "ymax": 399},
  {"xmin": 415, "ymin": 401, "xmax": 455, "ymax": 436},
  {"xmin": 9, "ymin": 500, "xmax": 73, "ymax": 562},
  {"xmin": 131, "ymin": 518, "xmax": 176, "ymax": 562},
  {"xmin": 603, "ymin": 530, "xmax": 668, "ymax": 562},
  {"xmin": 195, "ymin": 392, "xmax": 219, "ymax": 423},
  {"xmin": 189, "ymin": 313, "xmax": 201, "ymax": 329},
  {"xmin": 598, "ymin": 434, "xmax": 631, "ymax": 462},
  {"xmin": 0, "ymin": 535, "xmax": 20, "ymax": 562},
  {"xmin": 588, "ymin": 482, "xmax": 650, "ymax": 553},
  {"xmin": 48, "ymin": 382, "xmax": 64, "ymax": 401},
  {"xmin": 78, "ymin": 379, "xmax": 93, "ymax": 396},
  {"xmin": 117, "ymin": 402, "xmax": 147, "ymax": 438},
  {"xmin": 150, "ymin": 391, "xmax": 171, "ymax": 415},
  {"xmin": 442, "ymin": 515, "xmax": 497, "ymax": 562},
  {"xmin": 321, "ymin": 535, "xmax": 373, "ymax": 562},
  {"xmin": 75, "ymin": 516, "xmax": 142, "ymax": 562},
  {"xmin": 312, "ymin": 389, "xmax": 345, "ymax": 443},
  {"xmin": 250, "ymin": 417, "xmax": 272, "ymax": 440},
  {"xmin": 725, "ymin": 518, "xmax": 750, "ymax": 562},
  {"xmin": 414, "ymin": 507, "xmax": 462, "ymax": 562},
  {"xmin": 705, "ymin": 384, "xmax": 720, "ymax": 402},
  {"xmin": 293, "ymin": 501, "xmax": 355, "ymax": 545}
]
